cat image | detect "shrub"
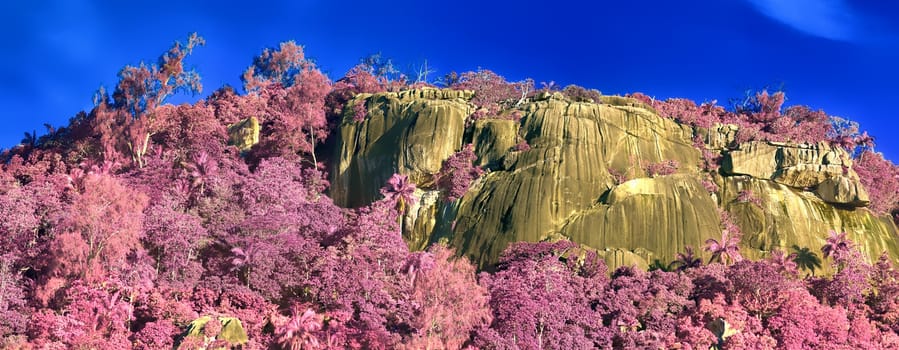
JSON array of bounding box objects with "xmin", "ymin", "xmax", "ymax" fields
[
  {"xmin": 436, "ymin": 144, "xmax": 484, "ymax": 201},
  {"xmin": 643, "ymin": 159, "xmax": 679, "ymax": 177},
  {"xmin": 561, "ymin": 84, "xmax": 602, "ymax": 103},
  {"xmin": 854, "ymin": 150, "xmax": 899, "ymax": 216},
  {"xmin": 513, "ymin": 140, "xmax": 530, "ymax": 152}
]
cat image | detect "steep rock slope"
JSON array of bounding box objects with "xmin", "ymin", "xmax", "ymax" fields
[{"xmin": 330, "ymin": 88, "xmax": 899, "ymax": 269}]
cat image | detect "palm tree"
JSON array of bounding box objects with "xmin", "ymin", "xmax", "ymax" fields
[
  {"xmin": 705, "ymin": 231, "xmax": 742, "ymax": 266},
  {"xmin": 669, "ymin": 246, "xmax": 703, "ymax": 271},
  {"xmin": 767, "ymin": 249, "xmax": 798, "ymax": 276},
  {"xmin": 791, "ymin": 245, "xmax": 822, "ymax": 276},
  {"xmin": 649, "ymin": 259, "xmax": 673, "ymax": 272},
  {"xmin": 380, "ymin": 173, "xmax": 417, "ymax": 214},
  {"xmin": 21, "ymin": 130, "xmax": 37, "ymax": 148},
  {"xmin": 822, "ymin": 231, "xmax": 852, "ymax": 261}
]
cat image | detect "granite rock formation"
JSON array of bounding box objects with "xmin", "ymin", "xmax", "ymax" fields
[{"xmin": 329, "ymin": 88, "xmax": 899, "ymax": 270}]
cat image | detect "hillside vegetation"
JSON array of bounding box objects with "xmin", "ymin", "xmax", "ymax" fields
[{"xmin": 2, "ymin": 34, "xmax": 899, "ymax": 349}]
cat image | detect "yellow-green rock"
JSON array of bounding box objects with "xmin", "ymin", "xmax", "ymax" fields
[
  {"xmin": 471, "ymin": 119, "xmax": 519, "ymax": 167},
  {"xmin": 330, "ymin": 88, "xmax": 473, "ymax": 207},
  {"xmin": 815, "ymin": 175, "xmax": 870, "ymax": 206},
  {"xmin": 328, "ymin": 88, "xmax": 899, "ymax": 271},
  {"xmin": 720, "ymin": 176, "xmax": 898, "ymax": 271},
  {"xmin": 227, "ymin": 117, "xmax": 260, "ymax": 151},
  {"xmin": 182, "ymin": 315, "xmax": 248, "ymax": 348}
]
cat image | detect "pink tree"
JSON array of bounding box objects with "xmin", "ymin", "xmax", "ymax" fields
[
  {"xmin": 400, "ymin": 244, "xmax": 491, "ymax": 349},
  {"xmin": 854, "ymin": 150, "xmax": 899, "ymax": 217},
  {"xmin": 822, "ymin": 231, "xmax": 853, "ymax": 261},
  {"xmin": 241, "ymin": 42, "xmax": 332, "ymax": 164},
  {"xmin": 274, "ymin": 305, "xmax": 325, "ymax": 350},
  {"xmin": 669, "ymin": 246, "xmax": 702, "ymax": 271},
  {"xmin": 380, "ymin": 173, "xmax": 417, "ymax": 214},
  {"xmin": 817, "ymin": 231, "xmax": 872, "ymax": 309},
  {"xmin": 475, "ymin": 240, "xmax": 609, "ymax": 349},
  {"xmin": 868, "ymin": 253, "xmax": 899, "ymax": 333},
  {"xmin": 242, "ymin": 41, "xmax": 309, "ymax": 93},
  {"xmin": 436, "ymin": 144, "xmax": 484, "ymax": 201},
  {"xmin": 142, "ymin": 199, "xmax": 207, "ymax": 288},
  {"xmin": 767, "ymin": 249, "xmax": 799, "ymax": 277},
  {"xmin": 49, "ymin": 173, "xmax": 148, "ymax": 283},
  {"xmin": 92, "ymin": 33, "xmax": 205, "ymax": 167},
  {"xmin": 449, "ymin": 69, "xmax": 526, "ymax": 114},
  {"xmin": 0, "ymin": 255, "xmax": 28, "ymax": 338},
  {"xmin": 704, "ymin": 231, "xmax": 742, "ymax": 266}
]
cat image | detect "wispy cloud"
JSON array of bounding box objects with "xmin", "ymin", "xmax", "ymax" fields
[{"xmin": 743, "ymin": 0, "xmax": 861, "ymax": 42}]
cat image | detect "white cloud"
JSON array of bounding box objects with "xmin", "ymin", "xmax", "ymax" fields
[{"xmin": 743, "ymin": 0, "xmax": 860, "ymax": 41}]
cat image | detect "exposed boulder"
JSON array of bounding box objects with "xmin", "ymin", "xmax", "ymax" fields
[
  {"xmin": 470, "ymin": 119, "xmax": 519, "ymax": 168},
  {"xmin": 560, "ymin": 175, "xmax": 721, "ymax": 269},
  {"xmin": 720, "ymin": 176, "xmax": 898, "ymax": 268},
  {"xmin": 227, "ymin": 117, "xmax": 260, "ymax": 151},
  {"xmin": 814, "ymin": 175, "xmax": 870, "ymax": 207},
  {"xmin": 330, "ymin": 89, "xmax": 473, "ymax": 207},
  {"xmin": 722, "ymin": 141, "xmax": 867, "ymax": 207},
  {"xmin": 698, "ymin": 123, "xmax": 739, "ymax": 150},
  {"xmin": 329, "ymin": 88, "xmax": 898, "ymax": 270}
]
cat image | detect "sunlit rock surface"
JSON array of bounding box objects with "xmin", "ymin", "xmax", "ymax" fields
[{"xmin": 330, "ymin": 88, "xmax": 899, "ymax": 269}]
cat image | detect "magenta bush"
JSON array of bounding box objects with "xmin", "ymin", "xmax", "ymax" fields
[
  {"xmin": 436, "ymin": 144, "xmax": 484, "ymax": 201},
  {"xmin": 643, "ymin": 159, "xmax": 679, "ymax": 177}
]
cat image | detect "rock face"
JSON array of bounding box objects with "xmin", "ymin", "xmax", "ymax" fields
[
  {"xmin": 721, "ymin": 141, "xmax": 869, "ymax": 206},
  {"xmin": 330, "ymin": 88, "xmax": 899, "ymax": 270},
  {"xmin": 228, "ymin": 117, "xmax": 260, "ymax": 151},
  {"xmin": 330, "ymin": 89, "xmax": 473, "ymax": 207}
]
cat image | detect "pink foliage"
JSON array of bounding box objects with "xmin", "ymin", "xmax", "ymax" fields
[
  {"xmin": 436, "ymin": 144, "xmax": 484, "ymax": 201},
  {"xmin": 50, "ymin": 173, "xmax": 148, "ymax": 282},
  {"xmin": 704, "ymin": 210, "xmax": 743, "ymax": 265},
  {"xmin": 133, "ymin": 319, "xmax": 178, "ymax": 350},
  {"xmin": 561, "ymin": 84, "xmax": 602, "ymax": 102},
  {"xmin": 869, "ymin": 253, "xmax": 899, "ymax": 334},
  {"xmin": 854, "ymin": 150, "xmax": 899, "ymax": 216},
  {"xmin": 476, "ymin": 240, "xmax": 609, "ymax": 349},
  {"xmin": 351, "ymin": 99, "xmax": 368, "ymax": 122},
  {"xmin": 401, "ymin": 245, "xmax": 491, "ymax": 349},
  {"xmin": 239, "ymin": 42, "xmax": 332, "ymax": 161},
  {"xmin": 643, "ymin": 159, "xmax": 679, "ymax": 177},
  {"xmin": 450, "ymin": 69, "xmax": 523, "ymax": 113},
  {"xmin": 380, "ymin": 173, "xmax": 417, "ymax": 214},
  {"xmin": 0, "ymin": 256, "xmax": 28, "ymax": 337},
  {"xmin": 767, "ymin": 249, "xmax": 799, "ymax": 277},
  {"xmin": 30, "ymin": 282, "xmax": 134, "ymax": 349},
  {"xmin": 642, "ymin": 90, "xmax": 845, "ymax": 148},
  {"xmin": 275, "ymin": 305, "xmax": 325, "ymax": 350},
  {"xmin": 701, "ymin": 177, "xmax": 720, "ymax": 194},
  {"xmin": 241, "ymin": 40, "xmax": 308, "ymax": 92},
  {"xmin": 4, "ymin": 33, "xmax": 899, "ymax": 349},
  {"xmin": 693, "ymin": 135, "xmax": 721, "ymax": 172},
  {"xmin": 91, "ymin": 33, "xmax": 204, "ymax": 168},
  {"xmin": 766, "ymin": 288, "xmax": 850, "ymax": 349},
  {"xmin": 513, "ymin": 139, "xmax": 531, "ymax": 152},
  {"xmin": 143, "ymin": 199, "xmax": 207, "ymax": 287},
  {"xmin": 670, "ymin": 246, "xmax": 702, "ymax": 271}
]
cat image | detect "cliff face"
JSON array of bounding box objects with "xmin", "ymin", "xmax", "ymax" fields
[{"xmin": 330, "ymin": 88, "xmax": 899, "ymax": 269}]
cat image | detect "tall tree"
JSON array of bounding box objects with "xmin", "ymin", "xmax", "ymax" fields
[
  {"xmin": 240, "ymin": 42, "xmax": 331, "ymax": 164},
  {"xmin": 92, "ymin": 33, "xmax": 204, "ymax": 167},
  {"xmin": 49, "ymin": 173, "xmax": 148, "ymax": 282}
]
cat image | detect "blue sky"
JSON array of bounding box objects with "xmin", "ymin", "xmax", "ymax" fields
[{"xmin": 2, "ymin": 0, "xmax": 898, "ymax": 160}]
